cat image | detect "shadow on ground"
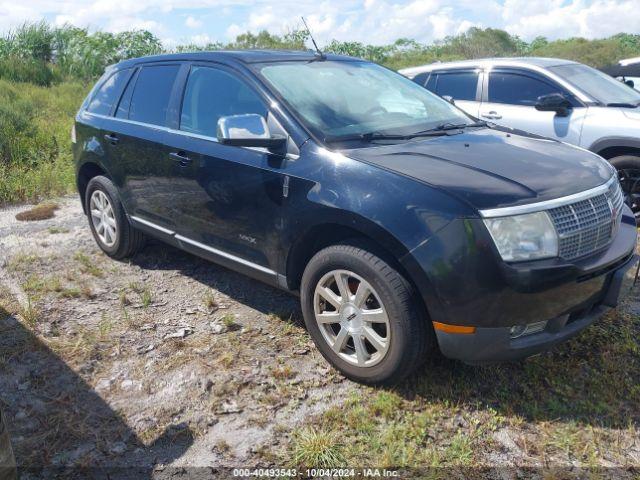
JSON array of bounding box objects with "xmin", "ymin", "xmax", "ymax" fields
[{"xmin": 0, "ymin": 308, "xmax": 194, "ymax": 478}]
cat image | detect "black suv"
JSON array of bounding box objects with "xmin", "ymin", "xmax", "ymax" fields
[{"xmin": 74, "ymin": 51, "xmax": 638, "ymax": 385}]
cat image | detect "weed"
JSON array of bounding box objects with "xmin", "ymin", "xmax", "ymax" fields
[
  {"xmin": 220, "ymin": 314, "xmax": 235, "ymax": 328},
  {"xmin": 74, "ymin": 251, "xmax": 103, "ymax": 277},
  {"xmin": 271, "ymin": 364, "xmax": 295, "ymax": 380},
  {"xmin": 203, "ymin": 292, "xmax": 218, "ymax": 312},
  {"xmin": 140, "ymin": 288, "xmax": 152, "ymax": 308},
  {"xmin": 19, "ymin": 297, "xmax": 39, "ymax": 327},
  {"xmin": 47, "ymin": 226, "xmax": 69, "ymax": 234},
  {"xmin": 290, "ymin": 427, "xmax": 345, "ymax": 468}
]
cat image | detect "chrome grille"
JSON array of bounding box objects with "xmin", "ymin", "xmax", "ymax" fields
[{"xmin": 547, "ymin": 178, "xmax": 624, "ymax": 260}]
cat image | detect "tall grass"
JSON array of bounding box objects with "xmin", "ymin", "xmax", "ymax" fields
[{"xmin": 0, "ymin": 79, "xmax": 88, "ymax": 205}]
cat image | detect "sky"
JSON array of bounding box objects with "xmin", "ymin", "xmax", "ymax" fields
[{"xmin": 1, "ymin": 0, "xmax": 639, "ymax": 47}]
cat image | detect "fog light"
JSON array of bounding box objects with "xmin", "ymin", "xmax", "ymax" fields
[
  {"xmin": 510, "ymin": 320, "xmax": 547, "ymax": 339},
  {"xmin": 509, "ymin": 325, "xmax": 527, "ymax": 338}
]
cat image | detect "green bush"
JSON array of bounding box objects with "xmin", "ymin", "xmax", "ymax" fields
[
  {"xmin": 0, "ymin": 79, "xmax": 88, "ymax": 205},
  {"xmin": 0, "ymin": 56, "xmax": 56, "ymax": 86}
]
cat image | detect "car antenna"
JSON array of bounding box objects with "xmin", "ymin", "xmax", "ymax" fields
[{"xmin": 301, "ymin": 16, "xmax": 326, "ymax": 60}]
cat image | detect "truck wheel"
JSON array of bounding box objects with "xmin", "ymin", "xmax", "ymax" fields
[
  {"xmin": 610, "ymin": 155, "xmax": 640, "ymax": 217},
  {"xmin": 85, "ymin": 175, "xmax": 145, "ymax": 259},
  {"xmin": 300, "ymin": 243, "xmax": 429, "ymax": 385}
]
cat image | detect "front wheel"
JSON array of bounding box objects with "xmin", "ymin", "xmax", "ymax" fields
[
  {"xmin": 610, "ymin": 155, "xmax": 640, "ymax": 218},
  {"xmin": 300, "ymin": 244, "xmax": 430, "ymax": 385}
]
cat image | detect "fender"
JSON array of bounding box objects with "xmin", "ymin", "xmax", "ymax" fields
[{"xmin": 588, "ymin": 136, "xmax": 640, "ymax": 154}]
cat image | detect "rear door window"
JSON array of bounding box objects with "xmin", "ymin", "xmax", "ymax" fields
[
  {"xmin": 180, "ymin": 66, "xmax": 267, "ymax": 137},
  {"xmin": 128, "ymin": 65, "xmax": 180, "ymax": 126},
  {"xmin": 435, "ymin": 71, "xmax": 478, "ymax": 101},
  {"xmin": 86, "ymin": 68, "xmax": 132, "ymax": 116},
  {"xmin": 488, "ymin": 72, "xmax": 561, "ymax": 106}
]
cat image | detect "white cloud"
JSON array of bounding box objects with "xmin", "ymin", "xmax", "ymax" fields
[
  {"xmin": 1, "ymin": 0, "xmax": 639, "ymax": 47},
  {"xmin": 185, "ymin": 15, "xmax": 202, "ymax": 29},
  {"xmin": 502, "ymin": 0, "xmax": 640, "ymax": 40}
]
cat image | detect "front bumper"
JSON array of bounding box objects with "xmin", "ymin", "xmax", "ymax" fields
[{"xmin": 435, "ymin": 253, "xmax": 638, "ymax": 364}]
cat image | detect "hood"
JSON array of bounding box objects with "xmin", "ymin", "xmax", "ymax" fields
[{"xmin": 345, "ymin": 128, "xmax": 612, "ymax": 211}]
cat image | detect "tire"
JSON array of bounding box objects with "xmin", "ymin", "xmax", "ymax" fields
[
  {"xmin": 300, "ymin": 243, "xmax": 430, "ymax": 385},
  {"xmin": 84, "ymin": 175, "xmax": 145, "ymax": 259},
  {"xmin": 609, "ymin": 155, "xmax": 640, "ymax": 216}
]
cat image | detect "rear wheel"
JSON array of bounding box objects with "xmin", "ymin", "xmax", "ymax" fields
[
  {"xmin": 300, "ymin": 244, "xmax": 430, "ymax": 385},
  {"xmin": 85, "ymin": 175, "xmax": 145, "ymax": 259},
  {"xmin": 610, "ymin": 155, "xmax": 640, "ymax": 218}
]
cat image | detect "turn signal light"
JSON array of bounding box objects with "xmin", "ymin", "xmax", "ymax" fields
[{"xmin": 432, "ymin": 321, "xmax": 476, "ymax": 334}]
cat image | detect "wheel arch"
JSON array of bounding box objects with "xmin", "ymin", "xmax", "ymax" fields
[
  {"xmin": 285, "ymin": 219, "xmax": 438, "ymax": 322},
  {"xmin": 589, "ymin": 137, "xmax": 640, "ymax": 159},
  {"xmin": 77, "ymin": 162, "xmax": 110, "ymax": 214}
]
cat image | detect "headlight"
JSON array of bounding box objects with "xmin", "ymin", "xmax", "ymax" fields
[{"xmin": 483, "ymin": 211, "xmax": 558, "ymax": 262}]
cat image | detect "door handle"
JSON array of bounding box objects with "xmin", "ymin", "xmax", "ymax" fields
[
  {"xmin": 104, "ymin": 133, "xmax": 119, "ymax": 145},
  {"xmin": 169, "ymin": 151, "xmax": 193, "ymax": 167},
  {"xmin": 481, "ymin": 111, "xmax": 502, "ymax": 120}
]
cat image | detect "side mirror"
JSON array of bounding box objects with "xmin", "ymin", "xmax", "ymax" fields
[
  {"xmin": 442, "ymin": 95, "xmax": 455, "ymax": 105},
  {"xmin": 535, "ymin": 93, "xmax": 572, "ymax": 117},
  {"xmin": 217, "ymin": 114, "xmax": 286, "ymax": 152},
  {"xmin": 625, "ymin": 79, "xmax": 635, "ymax": 89}
]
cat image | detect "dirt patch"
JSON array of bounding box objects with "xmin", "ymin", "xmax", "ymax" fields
[{"xmin": 15, "ymin": 202, "xmax": 59, "ymax": 222}]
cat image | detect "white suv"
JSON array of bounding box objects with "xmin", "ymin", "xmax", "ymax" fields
[{"xmin": 401, "ymin": 57, "xmax": 640, "ymax": 216}]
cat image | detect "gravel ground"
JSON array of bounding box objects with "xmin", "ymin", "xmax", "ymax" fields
[
  {"xmin": 0, "ymin": 196, "xmax": 638, "ymax": 479},
  {"xmin": 0, "ymin": 196, "xmax": 353, "ymax": 477}
]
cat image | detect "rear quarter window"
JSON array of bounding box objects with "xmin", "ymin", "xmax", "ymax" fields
[
  {"xmin": 411, "ymin": 72, "xmax": 429, "ymax": 87},
  {"xmin": 86, "ymin": 69, "xmax": 132, "ymax": 116},
  {"xmin": 128, "ymin": 65, "xmax": 181, "ymax": 126}
]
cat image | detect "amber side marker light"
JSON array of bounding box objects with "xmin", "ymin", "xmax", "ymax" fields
[{"xmin": 432, "ymin": 321, "xmax": 476, "ymax": 334}]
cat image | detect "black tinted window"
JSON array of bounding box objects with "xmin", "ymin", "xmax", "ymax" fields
[
  {"xmin": 129, "ymin": 65, "xmax": 180, "ymax": 126},
  {"xmin": 87, "ymin": 69, "xmax": 131, "ymax": 115},
  {"xmin": 435, "ymin": 72, "xmax": 478, "ymax": 101},
  {"xmin": 412, "ymin": 72, "xmax": 429, "ymax": 86},
  {"xmin": 180, "ymin": 66, "xmax": 267, "ymax": 137},
  {"xmin": 489, "ymin": 72, "xmax": 560, "ymax": 106},
  {"xmin": 115, "ymin": 70, "xmax": 137, "ymax": 119},
  {"xmin": 425, "ymin": 73, "xmax": 437, "ymax": 92}
]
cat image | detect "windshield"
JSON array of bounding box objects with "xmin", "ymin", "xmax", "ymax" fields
[
  {"xmin": 550, "ymin": 63, "xmax": 640, "ymax": 106},
  {"xmin": 258, "ymin": 60, "xmax": 473, "ymax": 143}
]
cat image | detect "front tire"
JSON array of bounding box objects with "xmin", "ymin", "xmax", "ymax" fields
[
  {"xmin": 300, "ymin": 244, "xmax": 429, "ymax": 385},
  {"xmin": 610, "ymin": 155, "xmax": 640, "ymax": 217},
  {"xmin": 85, "ymin": 175, "xmax": 145, "ymax": 259}
]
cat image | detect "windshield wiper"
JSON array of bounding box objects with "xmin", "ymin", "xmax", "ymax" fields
[
  {"xmin": 325, "ymin": 130, "xmax": 448, "ymax": 144},
  {"xmin": 606, "ymin": 102, "xmax": 638, "ymax": 108},
  {"xmin": 427, "ymin": 121, "xmax": 488, "ymax": 131},
  {"xmin": 325, "ymin": 121, "xmax": 487, "ymax": 144}
]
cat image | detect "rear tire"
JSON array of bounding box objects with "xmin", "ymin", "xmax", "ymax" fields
[
  {"xmin": 85, "ymin": 175, "xmax": 145, "ymax": 259},
  {"xmin": 300, "ymin": 243, "xmax": 430, "ymax": 385},
  {"xmin": 609, "ymin": 155, "xmax": 640, "ymax": 217}
]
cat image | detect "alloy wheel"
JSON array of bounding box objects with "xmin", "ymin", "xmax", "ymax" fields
[
  {"xmin": 313, "ymin": 269, "xmax": 391, "ymax": 367},
  {"xmin": 90, "ymin": 190, "xmax": 118, "ymax": 247}
]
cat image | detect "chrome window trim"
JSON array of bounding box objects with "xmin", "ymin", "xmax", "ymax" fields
[
  {"xmin": 129, "ymin": 215, "xmax": 276, "ymax": 276},
  {"xmin": 82, "ymin": 111, "xmax": 298, "ymax": 159},
  {"xmin": 480, "ymin": 175, "xmax": 618, "ymax": 218}
]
